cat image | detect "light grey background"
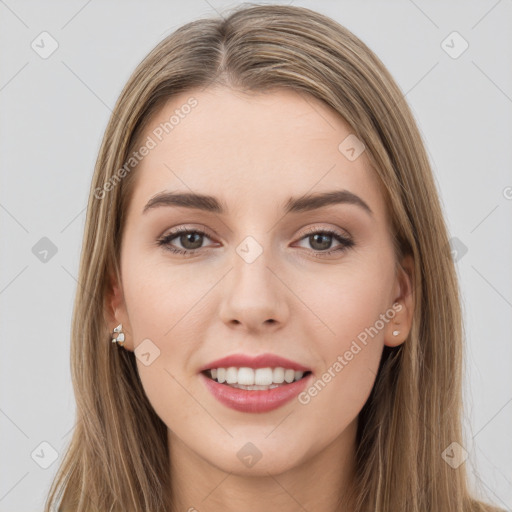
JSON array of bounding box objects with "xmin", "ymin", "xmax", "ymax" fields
[{"xmin": 1, "ymin": 0, "xmax": 511, "ymax": 510}]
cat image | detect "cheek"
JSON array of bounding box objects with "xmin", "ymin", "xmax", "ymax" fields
[
  {"xmin": 299, "ymin": 253, "xmax": 394, "ymax": 408},
  {"xmin": 122, "ymin": 249, "xmax": 206, "ymax": 338},
  {"xmin": 308, "ymin": 253, "xmax": 395, "ymax": 349},
  {"xmin": 121, "ymin": 248, "xmax": 216, "ymax": 384},
  {"xmin": 121, "ymin": 259, "xmax": 207, "ymax": 433}
]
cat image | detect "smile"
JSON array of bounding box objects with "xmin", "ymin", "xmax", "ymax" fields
[
  {"xmin": 204, "ymin": 366, "xmax": 310, "ymax": 389},
  {"xmin": 199, "ymin": 353, "xmax": 313, "ymax": 413}
]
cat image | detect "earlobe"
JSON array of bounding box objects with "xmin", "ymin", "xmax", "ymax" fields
[
  {"xmin": 104, "ymin": 274, "xmax": 132, "ymax": 351},
  {"xmin": 385, "ymin": 301, "xmax": 405, "ymax": 347},
  {"xmin": 385, "ymin": 254, "xmax": 415, "ymax": 347}
]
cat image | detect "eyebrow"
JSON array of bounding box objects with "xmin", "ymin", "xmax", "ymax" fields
[{"xmin": 142, "ymin": 189, "xmax": 373, "ymax": 217}]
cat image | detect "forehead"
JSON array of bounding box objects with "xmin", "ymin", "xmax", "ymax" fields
[{"xmin": 128, "ymin": 85, "xmax": 386, "ymax": 220}]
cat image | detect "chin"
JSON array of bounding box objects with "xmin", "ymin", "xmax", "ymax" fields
[
  {"xmin": 198, "ymin": 434, "xmax": 313, "ymax": 477},
  {"xmin": 213, "ymin": 450, "xmax": 305, "ymax": 477}
]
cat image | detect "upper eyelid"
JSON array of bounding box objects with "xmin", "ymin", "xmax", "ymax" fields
[
  {"xmin": 300, "ymin": 224, "xmax": 351, "ymax": 238},
  {"xmin": 161, "ymin": 224, "xmax": 352, "ymax": 245}
]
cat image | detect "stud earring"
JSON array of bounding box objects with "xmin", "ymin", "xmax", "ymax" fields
[
  {"xmin": 392, "ymin": 330, "xmax": 400, "ymax": 336},
  {"xmin": 112, "ymin": 323, "xmax": 125, "ymax": 347}
]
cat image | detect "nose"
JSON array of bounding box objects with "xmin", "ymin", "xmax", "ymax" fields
[{"xmin": 218, "ymin": 243, "xmax": 289, "ymax": 333}]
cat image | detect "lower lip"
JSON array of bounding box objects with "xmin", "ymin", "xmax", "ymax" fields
[{"xmin": 200, "ymin": 372, "xmax": 312, "ymax": 413}]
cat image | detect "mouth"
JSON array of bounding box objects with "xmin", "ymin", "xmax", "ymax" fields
[
  {"xmin": 199, "ymin": 353, "xmax": 313, "ymax": 412},
  {"xmin": 200, "ymin": 363, "xmax": 313, "ymax": 413},
  {"xmin": 202, "ymin": 367, "xmax": 312, "ymax": 391}
]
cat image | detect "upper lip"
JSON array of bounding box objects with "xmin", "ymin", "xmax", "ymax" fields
[{"xmin": 199, "ymin": 353, "xmax": 311, "ymax": 373}]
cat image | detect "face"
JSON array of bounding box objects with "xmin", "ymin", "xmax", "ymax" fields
[{"xmin": 108, "ymin": 85, "xmax": 414, "ymax": 478}]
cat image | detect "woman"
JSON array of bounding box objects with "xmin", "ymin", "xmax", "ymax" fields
[{"xmin": 45, "ymin": 4, "xmax": 504, "ymax": 511}]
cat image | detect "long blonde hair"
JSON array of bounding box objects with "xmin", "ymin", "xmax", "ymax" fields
[{"xmin": 45, "ymin": 4, "xmax": 503, "ymax": 511}]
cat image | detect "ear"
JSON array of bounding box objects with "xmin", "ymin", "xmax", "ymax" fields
[
  {"xmin": 105, "ymin": 272, "xmax": 134, "ymax": 351},
  {"xmin": 384, "ymin": 253, "xmax": 415, "ymax": 347}
]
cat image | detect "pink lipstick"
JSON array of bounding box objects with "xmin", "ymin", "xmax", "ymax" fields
[{"xmin": 199, "ymin": 353, "xmax": 312, "ymax": 413}]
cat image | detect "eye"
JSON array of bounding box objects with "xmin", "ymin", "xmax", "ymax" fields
[
  {"xmin": 156, "ymin": 225, "xmax": 354, "ymax": 258},
  {"xmin": 156, "ymin": 226, "xmax": 216, "ymax": 256},
  {"xmin": 293, "ymin": 226, "xmax": 354, "ymax": 258}
]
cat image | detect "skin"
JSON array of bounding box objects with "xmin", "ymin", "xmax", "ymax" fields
[{"xmin": 107, "ymin": 85, "xmax": 414, "ymax": 512}]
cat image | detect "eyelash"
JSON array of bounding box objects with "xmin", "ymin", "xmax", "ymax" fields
[{"xmin": 156, "ymin": 225, "xmax": 354, "ymax": 259}]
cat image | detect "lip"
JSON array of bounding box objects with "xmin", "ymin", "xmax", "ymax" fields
[
  {"xmin": 199, "ymin": 353, "xmax": 311, "ymax": 373},
  {"xmin": 200, "ymin": 371, "xmax": 313, "ymax": 413}
]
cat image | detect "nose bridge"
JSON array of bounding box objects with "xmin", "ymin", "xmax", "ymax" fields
[
  {"xmin": 235, "ymin": 235, "xmax": 274, "ymax": 293},
  {"xmin": 218, "ymin": 233, "xmax": 288, "ymax": 328}
]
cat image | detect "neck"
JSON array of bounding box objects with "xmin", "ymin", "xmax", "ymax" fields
[{"xmin": 168, "ymin": 418, "xmax": 358, "ymax": 512}]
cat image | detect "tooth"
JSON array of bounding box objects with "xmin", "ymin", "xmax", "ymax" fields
[
  {"xmin": 212, "ymin": 366, "xmax": 306, "ymax": 386},
  {"xmin": 217, "ymin": 368, "xmax": 226, "ymax": 383},
  {"xmin": 226, "ymin": 367, "xmax": 238, "ymax": 384},
  {"xmin": 272, "ymin": 367, "xmax": 285, "ymax": 384},
  {"xmin": 284, "ymin": 369, "xmax": 295, "ymax": 383},
  {"xmin": 254, "ymin": 367, "xmax": 273, "ymax": 386},
  {"xmin": 238, "ymin": 367, "xmax": 255, "ymax": 386}
]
